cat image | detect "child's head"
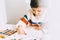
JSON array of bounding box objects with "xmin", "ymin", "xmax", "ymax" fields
[{"xmin": 30, "ymin": 0, "xmax": 43, "ymax": 17}]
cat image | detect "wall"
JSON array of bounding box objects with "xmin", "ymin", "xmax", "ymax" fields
[
  {"xmin": 0, "ymin": 0, "xmax": 7, "ymax": 25},
  {"xmin": 5, "ymin": 0, "xmax": 30, "ymax": 24}
]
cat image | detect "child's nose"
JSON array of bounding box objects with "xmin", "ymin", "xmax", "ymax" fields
[{"xmin": 36, "ymin": 11, "xmax": 38, "ymax": 14}]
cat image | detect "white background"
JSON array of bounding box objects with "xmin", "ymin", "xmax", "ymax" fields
[{"xmin": 48, "ymin": 0, "xmax": 60, "ymax": 40}]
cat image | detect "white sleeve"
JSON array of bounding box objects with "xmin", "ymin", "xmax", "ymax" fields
[
  {"xmin": 42, "ymin": 23, "xmax": 48, "ymax": 34},
  {"xmin": 16, "ymin": 20, "xmax": 26, "ymax": 29},
  {"xmin": 39, "ymin": 13, "xmax": 48, "ymax": 34}
]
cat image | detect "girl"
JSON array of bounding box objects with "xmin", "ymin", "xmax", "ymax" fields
[{"xmin": 16, "ymin": 0, "xmax": 47, "ymax": 39}]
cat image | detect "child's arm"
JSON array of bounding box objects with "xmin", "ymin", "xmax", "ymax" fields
[
  {"xmin": 30, "ymin": 23, "xmax": 43, "ymax": 30},
  {"xmin": 16, "ymin": 20, "xmax": 27, "ymax": 35},
  {"xmin": 16, "ymin": 14, "xmax": 30, "ymax": 35},
  {"xmin": 41, "ymin": 23, "xmax": 48, "ymax": 34}
]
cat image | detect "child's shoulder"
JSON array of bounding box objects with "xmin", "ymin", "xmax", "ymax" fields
[{"xmin": 24, "ymin": 9, "xmax": 32, "ymax": 20}]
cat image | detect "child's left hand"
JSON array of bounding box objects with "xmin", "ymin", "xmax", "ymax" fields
[
  {"xmin": 31, "ymin": 24, "xmax": 42, "ymax": 30},
  {"xmin": 34, "ymin": 25, "xmax": 42, "ymax": 30}
]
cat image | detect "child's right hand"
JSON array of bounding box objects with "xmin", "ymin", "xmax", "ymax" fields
[
  {"xmin": 17, "ymin": 25, "xmax": 27, "ymax": 35},
  {"xmin": 18, "ymin": 29, "xmax": 27, "ymax": 35}
]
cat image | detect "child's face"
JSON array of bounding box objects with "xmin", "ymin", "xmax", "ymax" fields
[{"xmin": 32, "ymin": 7, "xmax": 42, "ymax": 17}]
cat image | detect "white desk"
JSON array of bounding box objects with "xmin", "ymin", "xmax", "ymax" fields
[{"xmin": 0, "ymin": 24, "xmax": 45, "ymax": 40}]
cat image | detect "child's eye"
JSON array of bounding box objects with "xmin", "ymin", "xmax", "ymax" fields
[
  {"xmin": 32, "ymin": 9, "xmax": 35, "ymax": 12},
  {"xmin": 37, "ymin": 10, "xmax": 41, "ymax": 12}
]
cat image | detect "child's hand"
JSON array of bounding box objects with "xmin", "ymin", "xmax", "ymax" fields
[
  {"xmin": 34, "ymin": 26, "xmax": 42, "ymax": 30},
  {"xmin": 17, "ymin": 25, "xmax": 27, "ymax": 35},
  {"xmin": 31, "ymin": 24, "xmax": 42, "ymax": 30},
  {"xmin": 18, "ymin": 29, "xmax": 27, "ymax": 35}
]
